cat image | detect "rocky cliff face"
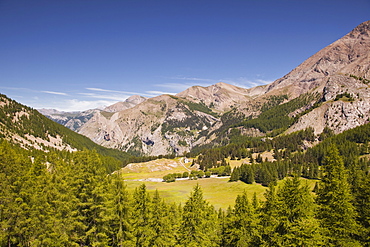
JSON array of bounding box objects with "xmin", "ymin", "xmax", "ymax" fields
[
  {"xmin": 282, "ymin": 20, "xmax": 370, "ymax": 134},
  {"xmin": 47, "ymin": 21, "xmax": 370, "ymax": 156}
]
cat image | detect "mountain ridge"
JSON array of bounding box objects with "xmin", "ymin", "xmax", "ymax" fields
[{"xmin": 39, "ymin": 20, "xmax": 370, "ymax": 156}]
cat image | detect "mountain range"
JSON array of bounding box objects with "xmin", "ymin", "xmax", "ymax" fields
[{"xmin": 21, "ymin": 21, "xmax": 370, "ymax": 156}]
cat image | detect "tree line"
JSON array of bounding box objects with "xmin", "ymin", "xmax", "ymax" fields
[{"xmin": 1, "ymin": 139, "xmax": 369, "ymax": 246}]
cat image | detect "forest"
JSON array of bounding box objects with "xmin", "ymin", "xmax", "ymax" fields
[{"xmin": 1, "ymin": 131, "xmax": 370, "ymax": 246}]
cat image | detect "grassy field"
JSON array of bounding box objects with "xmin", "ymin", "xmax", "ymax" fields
[
  {"xmin": 120, "ymin": 157, "xmax": 318, "ymax": 210},
  {"xmin": 124, "ymin": 177, "xmax": 267, "ymax": 209}
]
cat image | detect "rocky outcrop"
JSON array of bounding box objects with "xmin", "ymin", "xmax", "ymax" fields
[
  {"xmin": 284, "ymin": 21, "xmax": 370, "ymax": 134},
  {"xmin": 38, "ymin": 108, "xmax": 100, "ymax": 131}
]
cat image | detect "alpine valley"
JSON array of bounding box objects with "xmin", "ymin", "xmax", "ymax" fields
[
  {"xmin": 1, "ymin": 21, "xmax": 370, "ymax": 247},
  {"xmin": 42, "ymin": 20, "xmax": 370, "ymax": 156}
]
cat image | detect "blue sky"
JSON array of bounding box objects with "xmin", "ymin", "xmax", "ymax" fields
[{"xmin": 0, "ymin": 0, "xmax": 369, "ymax": 111}]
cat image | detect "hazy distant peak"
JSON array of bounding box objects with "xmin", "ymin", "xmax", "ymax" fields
[
  {"xmin": 38, "ymin": 108, "xmax": 65, "ymax": 115},
  {"xmin": 125, "ymin": 95, "xmax": 148, "ymax": 104},
  {"xmin": 103, "ymin": 95, "xmax": 147, "ymax": 113}
]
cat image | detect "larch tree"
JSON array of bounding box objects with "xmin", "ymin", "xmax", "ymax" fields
[
  {"xmin": 316, "ymin": 144, "xmax": 361, "ymax": 246},
  {"xmin": 275, "ymin": 176, "xmax": 324, "ymax": 246},
  {"xmin": 178, "ymin": 184, "xmax": 219, "ymax": 247},
  {"xmin": 132, "ymin": 184, "xmax": 154, "ymax": 247},
  {"xmin": 222, "ymin": 191, "xmax": 259, "ymax": 246}
]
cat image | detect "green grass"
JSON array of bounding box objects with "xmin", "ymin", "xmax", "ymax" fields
[
  {"xmin": 124, "ymin": 177, "xmax": 266, "ymax": 210},
  {"xmin": 120, "ymin": 158, "xmax": 196, "ymax": 180},
  {"xmin": 121, "ymin": 157, "xmax": 318, "ymax": 210}
]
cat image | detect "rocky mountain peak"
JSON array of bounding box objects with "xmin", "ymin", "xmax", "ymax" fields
[
  {"xmin": 266, "ymin": 20, "xmax": 370, "ymax": 98},
  {"xmin": 176, "ymin": 82, "xmax": 259, "ymax": 112},
  {"xmin": 349, "ymin": 20, "xmax": 370, "ymax": 38},
  {"xmin": 125, "ymin": 95, "xmax": 148, "ymax": 105},
  {"xmin": 103, "ymin": 95, "xmax": 147, "ymax": 113}
]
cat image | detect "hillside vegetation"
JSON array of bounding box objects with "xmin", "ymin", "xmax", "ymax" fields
[{"xmin": 1, "ymin": 138, "xmax": 369, "ymax": 246}]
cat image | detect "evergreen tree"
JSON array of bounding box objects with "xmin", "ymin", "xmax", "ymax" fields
[
  {"xmin": 105, "ymin": 172, "xmax": 135, "ymax": 246},
  {"xmin": 259, "ymin": 184, "xmax": 280, "ymax": 246},
  {"xmin": 0, "ymin": 141, "xmax": 31, "ymax": 246},
  {"xmin": 132, "ymin": 184, "xmax": 154, "ymax": 247},
  {"xmin": 149, "ymin": 190, "xmax": 177, "ymax": 246},
  {"xmin": 69, "ymin": 150, "xmax": 109, "ymax": 246},
  {"xmin": 222, "ymin": 191, "xmax": 259, "ymax": 246},
  {"xmin": 178, "ymin": 184, "xmax": 219, "ymax": 246},
  {"xmin": 275, "ymin": 176, "xmax": 323, "ymax": 246},
  {"xmin": 252, "ymin": 192, "xmax": 260, "ymax": 211},
  {"xmin": 229, "ymin": 167, "xmax": 240, "ymax": 182},
  {"xmin": 316, "ymin": 145, "xmax": 361, "ymax": 246}
]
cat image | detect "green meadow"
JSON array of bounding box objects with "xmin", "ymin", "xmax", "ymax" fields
[{"xmin": 121, "ymin": 157, "xmax": 317, "ymax": 209}]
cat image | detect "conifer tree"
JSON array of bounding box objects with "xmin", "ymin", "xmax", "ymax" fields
[
  {"xmin": 69, "ymin": 150, "xmax": 109, "ymax": 246},
  {"xmin": 132, "ymin": 184, "xmax": 154, "ymax": 246},
  {"xmin": 222, "ymin": 191, "xmax": 259, "ymax": 246},
  {"xmin": 149, "ymin": 190, "xmax": 176, "ymax": 246},
  {"xmin": 0, "ymin": 141, "xmax": 30, "ymax": 246},
  {"xmin": 259, "ymin": 184, "xmax": 280, "ymax": 246},
  {"xmin": 252, "ymin": 192, "xmax": 260, "ymax": 211},
  {"xmin": 316, "ymin": 145, "xmax": 361, "ymax": 246},
  {"xmin": 178, "ymin": 184, "xmax": 219, "ymax": 246},
  {"xmin": 349, "ymin": 158, "xmax": 370, "ymax": 245},
  {"xmin": 275, "ymin": 176, "xmax": 323, "ymax": 246},
  {"xmin": 105, "ymin": 172, "xmax": 135, "ymax": 247}
]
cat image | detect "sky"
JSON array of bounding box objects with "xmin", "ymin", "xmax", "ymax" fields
[{"xmin": 0, "ymin": 0, "xmax": 369, "ymax": 111}]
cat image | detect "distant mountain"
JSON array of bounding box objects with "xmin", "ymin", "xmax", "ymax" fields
[
  {"xmin": 0, "ymin": 93, "xmax": 131, "ymax": 160},
  {"xmin": 38, "ymin": 108, "xmax": 99, "ymax": 131},
  {"xmin": 176, "ymin": 82, "xmax": 267, "ymax": 112},
  {"xmin": 103, "ymin": 95, "xmax": 147, "ymax": 112},
  {"xmin": 78, "ymin": 94, "xmax": 221, "ymax": 156},
  {"xmin": 39, "ymin": 95, "xmax": 147, "ymax": 131},
  {"xmin": 42, "ymin": 21, "xmax": 370, "ymax": 156}
]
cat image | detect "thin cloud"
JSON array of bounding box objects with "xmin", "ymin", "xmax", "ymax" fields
[
  {"xmin": 0, "ymin": 86, "xmax": 30, "ymax": 91},
  {"xmin": 155, "ymin": 82, "xmax": 210, "ymax": 93},
  {"xmin": 85, "ymin": 87, "xmax": 159, "ymax": 98},
  {"xmin": 86, "ymin": 87, "xmax": 139, "ymax": 95},
  {"xmin": 41, "ymin": 91, "xmax": 68, "ymax": 96},
  {"xmin": 52, "ymin": 99, "xmax": 118, "ymax": 112},
  {"xmin": 145, "ymin": 90, "xmax": 176, "ymax": 96},
  {"xmin": 256, "ymin": 79, "xmax": 274, "ymax": 85},
  {"xmin": 78, "ymin": 93, "xmax": 96, "ymax": 96},
  {"xmin": 169, "ymin": 76, "xmax": 217, "ymax": 83},
  {"xmin": 83, "ymin": 93, "xmax": 128, "ymax": 101},
  {"xmin": 161, "ymin": 75, "xmax": 273, "ymax": 90}
]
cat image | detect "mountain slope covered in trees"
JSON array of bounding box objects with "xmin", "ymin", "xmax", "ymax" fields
[{"xmin": 0, "ymin": 93, "xmax": 133, "ymax": 169}]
